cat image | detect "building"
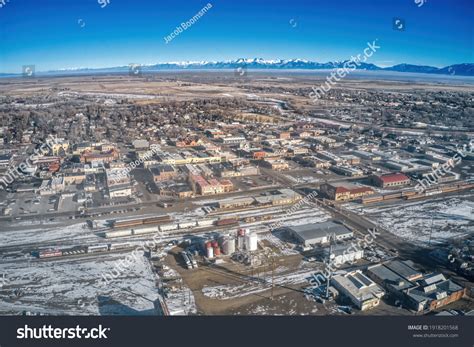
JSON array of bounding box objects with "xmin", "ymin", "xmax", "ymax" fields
[
  {"xmin": 331, "ymin": 166, "xmax": 364, "ymax": 177},
  {"xmin": 326, "ymin": 243, "xmax": 364, "ymax": 266},
  {"xmin": 132, "ymin": 139, "xmax": 150, "ymax": 149},
  {"xmin": 373, "ymin": 173, "xmax": 411, "ymax": 188},
  {"xmin": 51, "ymin": 139, "xmax": 70, "ymax": 155},
  {"xmin": 367, "ymin": 260, "xmax": 465, "ymax": 313},
  {"xmin": 150, "ymin": 165, "xmax": 177, "ymax": 182},
  {"xmin": 254, "ymin": 189, "xmax": 301, "ymax": 207},
  {"xmin": 220, "ymin": 136, "xmax": 246, "ymax": 145},
  {"xmin": 80, "ymin": 149, "xmax": 119, "ymax": 164},
  {"xmin": 159, "ymin": 184, "xmax": 193, "ymax": 198},
  {"xmin": 331, "ymin": 271, "xmax": 385, "ymax": 311},
  {"xmin": 108, "ymin": 184, "xmax": 132, "ymax": 199},
  {"xmin": 63, "ymin": 172, "xmax": 86, "ymax": 185},
  {"xmin": 320, "ymin": 183, "xmax": 374, "ymax": 201},
  {"xmin": 217, "ymin": 197, "xmax": 255, "ymax": 209},
  {"xmin": 106, "ymin": 168, "xmax": 130, "ymax": 187},
  {"xmin": 189, "ymin": 175, "xmax": 234, "ymax": 196},
  {"xmin": 261, "ymin": 159, "xmax": 289, "ymax": 171},
  {"xmin": 0, "ymin": 154, "xmax": 13, "ymax": 170},
  {"xmin": 286, "ymin": 221, "xmax": 353, "ymax": 247}
]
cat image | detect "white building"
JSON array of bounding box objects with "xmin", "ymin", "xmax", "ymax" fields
[{"xmin": 331, "ymin": 271, "xmax": 385, "ymax": 311}]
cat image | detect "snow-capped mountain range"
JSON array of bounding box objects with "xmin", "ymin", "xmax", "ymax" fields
[{"xmin": 2, "ymin": 59, "xmax": 474, "ymax": 76}]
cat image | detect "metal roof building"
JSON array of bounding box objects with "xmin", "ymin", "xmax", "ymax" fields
[
  {"xmin": 331, "ymin": 270, "xmax": 385, "ymax": 311},
  {"xmin": 286, "ymin": 221, "xmax": 353, "ymax": 246}
]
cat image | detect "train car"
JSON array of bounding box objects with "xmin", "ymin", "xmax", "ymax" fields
[
  {"xmin": 441, "ymin": 186, "xmax": 458, "ymax": 193},
  {"xmin": 112, "ymin": 219, "xmax": 144, "ymax": 229},
  {"xmin": 87, "ymin": 244, "xmax": 109, "ymax": 253},
  {"xmin": 197, "ymin": 219, "xmax": 215, "ymax": 227},
  {"xmin": 178, "ymin": 221, "xmax": 197, "ymax": 229},
  {"xmin": 109, "ymin": 242, "xmax": 131, "ymax": 251},
  {"xmin": 142, "ymin": 215, "xmax": 171, "ymax": 225},
  {"xmin": 216, "ymin": 218, "xmax": 239, "ymax": 227},
  {"xmin": 382, "ymin": 192, "xmax": 403, "ymax": 200},
  {"xmin": 402, "ymin": 190, "xmax": 417, "ymax": 197},
  {"xmin": 361, "ymin": 195, "xmax": 383, "ymax": 204},
  {"xmin": 61, "ymin": 246, "xmax": 88, "ymax": 256},
  {"xmin": 103, "ymin": 229, "xmax": 133, "ymax": 238},
  {"xmin": 132, "ymin": 226, "xmax": 159, "ymax": 235},
  {"xmin": 159, "ymin": 223, "xmax": 179, "ymax": 232},
  {"xmin": 38, "ymin": 249, "xmax": 62, "ymax": 258},
  {"xmin": 425, "ymin": 190, "xmax": 442, "ymax": 196},
  {"xmin": 405, "ymin": 193, "xmax": 425, "ymax": 200}
]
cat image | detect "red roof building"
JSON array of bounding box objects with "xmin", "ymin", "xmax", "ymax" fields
[
  {"xmin": 373, "ymin": 173, "xmax": 411, "ymax": 188},
  {"xmin": 321, "ymin": 183, "xmax": 374, "ymax": 201}
]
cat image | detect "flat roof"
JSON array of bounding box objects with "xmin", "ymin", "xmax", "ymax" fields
[{"xmin": 288, "ymin": 221, "xmax": 352, "ymax": 241}]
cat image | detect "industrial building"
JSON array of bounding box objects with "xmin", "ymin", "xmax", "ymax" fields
[
  {"xmin": 367, "ymin": 260, "xmax": 465, "ymax": 313},
  {"xmin": 372, "ymin": 173, "xmax": 411, "ymax": 188},
  {"xmin": 326, "ymin": 243, "xmax": 364, "ymax": 266},
  {"xmin": 150, "ymin": 165, "xmax": 178, "ymax": 182},
  {"xmin": 286, "ymin": 221, "xmax": 353, "ymax": 247},
  {"xmin": 331, "ymin": 270, "xmax": 385, "ymax": 311},
  {"xmin": 320, "ymin": 183, "xmax": 375, "ymax": 201}
]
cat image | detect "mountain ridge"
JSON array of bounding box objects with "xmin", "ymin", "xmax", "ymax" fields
[{"xmin": 4, "ymin": 59, "xmax": 474, "ymax": 76}]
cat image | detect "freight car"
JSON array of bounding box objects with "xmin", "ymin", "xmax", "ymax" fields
[
  {"xmin": 216, "ymin": 218, "xmax": 239, "ymax": 227},
  {"xmin": 197, "ymin": 219, "xmax": 216, "ymax": 227},
  {"xmin": 132, "ymin": 226, "xmax": 159, "ymax": 235},
  {"xmin": 142, "ymin": 215, "xmax": 172, "ymax": 225},
  {"xmin": 405, "ymin": 193, "xmax": 425, "ymax": 200},
  {"xmin": 61, "ymin": 246, "xmax": 88, "ymax": 256},
  {"xmin": 87, "ymin": 244, "xmax": 109, "ymax": 253},
  {"xmin": 103, "ymin": 229, "xmax": 133, "ymax": 238},
  {"xmin": 109, "ymin": 242, "xmax": 131, "ymax": 250},
  {"xmin": 178, "ymin": 221, "xmax": 197, "ymax": 229},
  {"xmin": 361, "ymin": 195, "xmax": 383, "ymax": 204},
  {"xmin": 37, "ymin": 249, "xmax": 62, "ymax": 258},
  {"xmin": 112, "ymin": 219, "xmax": 144, "ymax": 229},
  {"xmin": 159, "ymin": 223, "xmax": 179, "ymax": 232},
  {"xmin": 382, "ymin": 192, "xmax": 403, "ymax": 200}
]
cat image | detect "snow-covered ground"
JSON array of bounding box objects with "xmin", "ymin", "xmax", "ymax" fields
[
  {"xmin": 202, "ymin": 266, "xmax": 320, "ymax": 301},
  {"xmin": 0, "ymin": 252, "xmax": 159, "ymax": 315},
  {"xmin": 348, "ymin": 194, "xmax": 474, "ymax": 246},
  {"xmin": 0, "ymin": 222, "xmax": 97, "ymax": 247}
]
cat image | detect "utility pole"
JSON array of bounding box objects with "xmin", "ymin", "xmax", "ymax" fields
[
  {"xmin": 271, "ymin": 257, "xmax": 275, "ymax": 300},
  {"xmin": 428, "ymin": 213, "xmax": 434, "ymax": 246}
]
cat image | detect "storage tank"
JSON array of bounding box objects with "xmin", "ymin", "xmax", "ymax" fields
[
  {"xmin": 238, "ymin": 228, "xmax": 248, "ymax": 237},
  {"xmin": 222, "ymin": 238, "xmax": 236, "ymax": 255},
  {"xmin": 245, "ymin": 233, "xmax": 258, "ymax": 251},
  {"xmin": 207, "ymin": 245, "xmax": 214, "ymax": 259},
  {"xmin": 237, "ymin": 236, "xmax": 245, "ymax": 250}
]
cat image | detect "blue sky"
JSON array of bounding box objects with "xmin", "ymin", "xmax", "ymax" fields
[{"xmin": 0, "ymin": 0, "xmax": 472, "ymax": 73}]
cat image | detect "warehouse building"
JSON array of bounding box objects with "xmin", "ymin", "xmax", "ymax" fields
[
  {"xmin": 320, "ymin": 183, "xmax": 374, "ymax": 201},
  {"xmin": 367, "ymin": 260, "xmax": 465, "ymax": 313},
  {"xmin": 331, "ymin": 270, "xmax": 385, "ymax": 311},
  {"xmin": 326, "ymin": 243, "xmax": 364, "ymax": 266},
  {"xmin": 286, "ymin": 221, "xmax": 353, "ymax": 247},
  {"xmin": 372, "ymin": 173, "xmax": 411, "ymax": 188}
]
